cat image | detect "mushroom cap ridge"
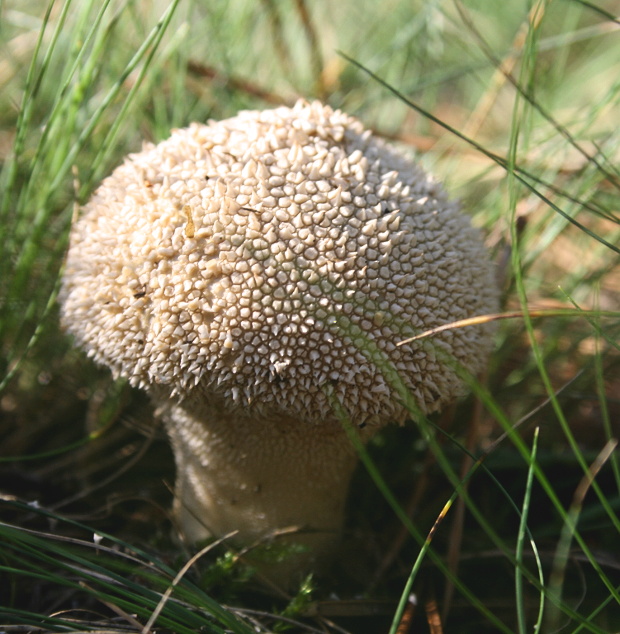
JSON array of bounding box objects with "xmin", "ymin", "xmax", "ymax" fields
[{"xmin": 60, "ymin": 100, "xmax": 498, "ymax": 428}]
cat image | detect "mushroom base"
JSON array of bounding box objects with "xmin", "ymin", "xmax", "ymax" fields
[{"xmin": 161, "ymin": 400, "xmax": 360, "ymax": 588}]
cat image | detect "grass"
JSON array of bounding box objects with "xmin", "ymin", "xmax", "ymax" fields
[{"xmin": 1, "ymin": 0, "xmax": 619, "ymax": 631}]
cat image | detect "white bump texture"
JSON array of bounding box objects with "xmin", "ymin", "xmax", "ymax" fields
[{"xmin": 61, "ymin": 100, "xmax": 498, "ymax": 427}]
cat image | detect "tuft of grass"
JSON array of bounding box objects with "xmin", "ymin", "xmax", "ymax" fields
[
  {"xmin": 1, "ymin": 0, "xmax": 619, "ymax": 632},
  {"xmin": 0, "ymin": 501, "xmax": 257, "ymax": 633}
]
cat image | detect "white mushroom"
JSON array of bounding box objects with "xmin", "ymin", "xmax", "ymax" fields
[{"xmin": 60, "ymin": 100, "xmax": 498, "ymax": 584}]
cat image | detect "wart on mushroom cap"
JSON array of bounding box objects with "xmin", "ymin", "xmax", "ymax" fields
[{"xmin": 61, "ymin": 100, "xmax": 498, "ymax": 584}]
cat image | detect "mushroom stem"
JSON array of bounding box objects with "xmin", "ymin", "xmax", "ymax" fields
[{"xmin": 161, "ymin": 399, "xmax": 359, "ymax": 584}]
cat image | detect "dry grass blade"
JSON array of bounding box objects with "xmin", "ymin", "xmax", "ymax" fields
[
  {"xmin": 396, "ymin": 309, "xmax": 617, "ymax": 346},
  {"xmin": 425, "ymin": 596, "xmax": 444, "ymax": 634},
  {"xmin": 142, "ymin": 534, "xmax": 237, "ymax": 634},
  {"xmin": 186, "ymin": 60, "xmax": 288, "ymax": 105},
  {"xmin": 294, "ymin": 0, "xmax": 325, "ymax": 98}
]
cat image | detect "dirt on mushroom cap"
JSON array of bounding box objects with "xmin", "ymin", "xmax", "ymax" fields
[{"xmin": 60, "ymin": 100, "xmax": 498, "ymax": 429}]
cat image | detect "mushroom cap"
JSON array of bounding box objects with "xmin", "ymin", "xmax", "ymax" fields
[{"xmin": 60, "ymin": 100, "xmax": 498, "ymax": 428}]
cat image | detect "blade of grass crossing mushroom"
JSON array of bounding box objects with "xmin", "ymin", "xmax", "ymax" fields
[{"xmin": 396, "ymin": 309, "xmax": 617, "ymax": 347}]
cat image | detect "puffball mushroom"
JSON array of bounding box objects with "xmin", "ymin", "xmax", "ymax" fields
[{"xmin": 60, "ymin": 100, "xmax": 498, "ymax": 584}]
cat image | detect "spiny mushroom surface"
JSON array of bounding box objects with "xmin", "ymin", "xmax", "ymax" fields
[{"xmin": 61, "ymin": 100, "xmax": 498, "ymax": 584}]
